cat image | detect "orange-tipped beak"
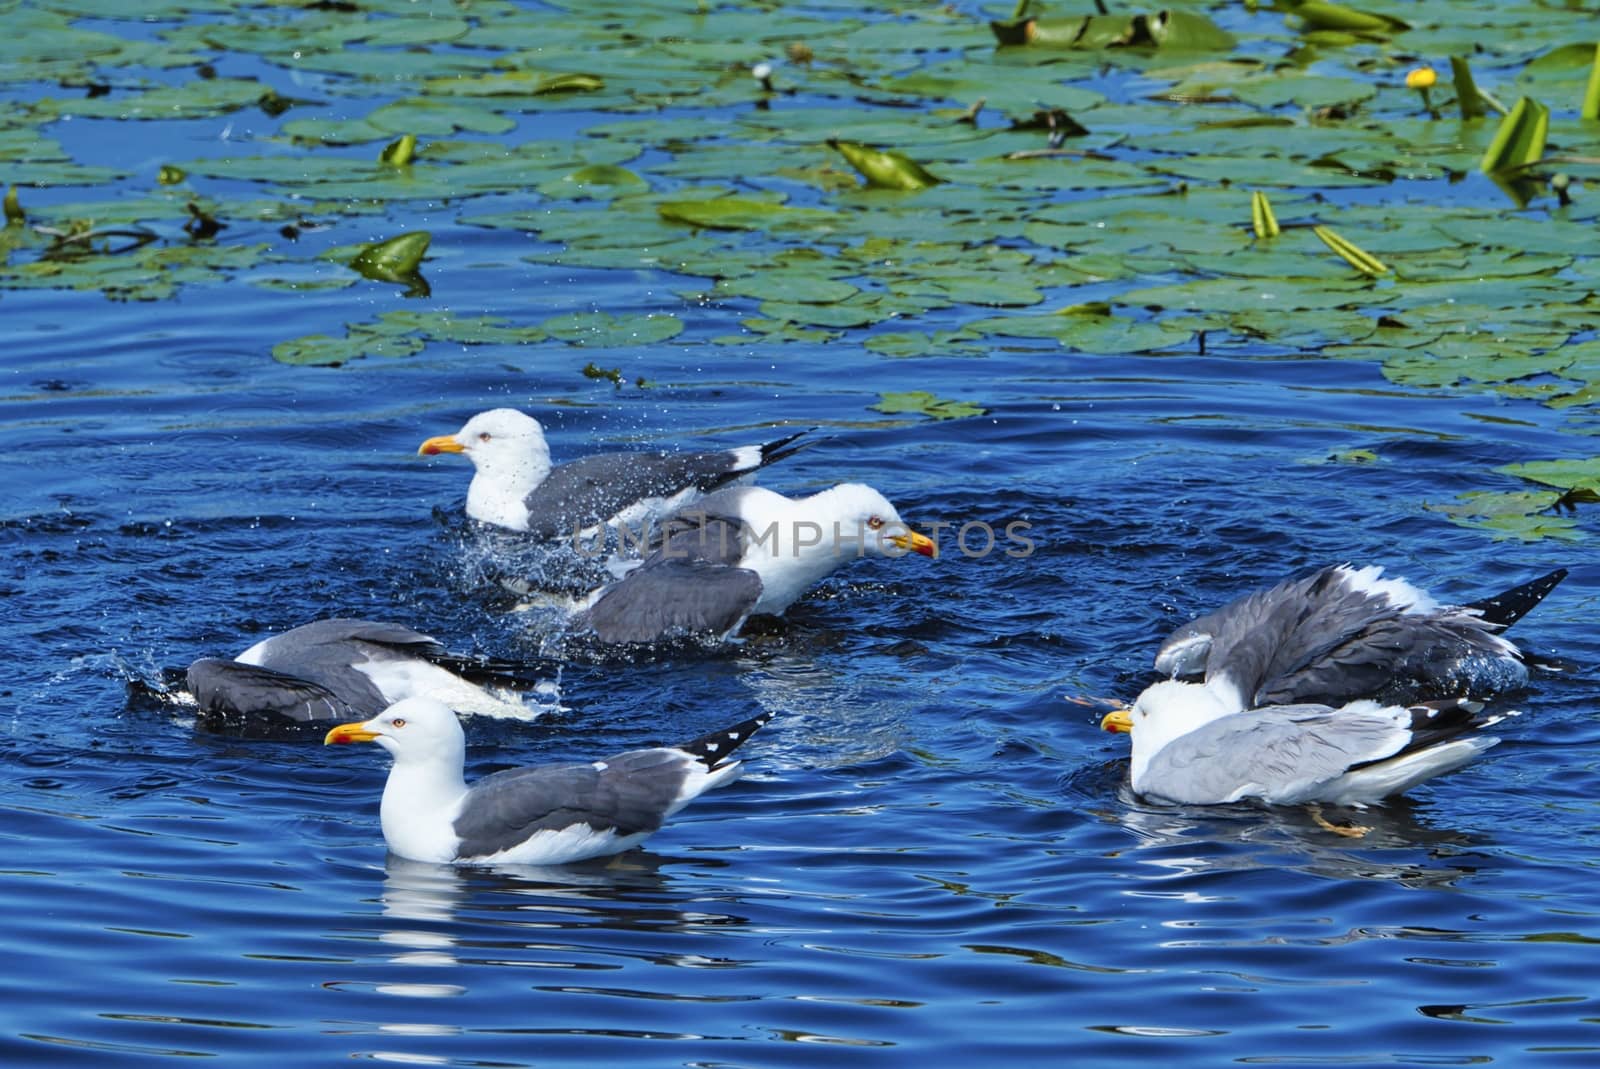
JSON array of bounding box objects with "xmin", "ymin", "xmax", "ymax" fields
[
  {"xmin": 890, "ymin": 530, "xmax": 937, "ymax": 557},
  {"xmin": 418, "ymin": 434, "xmax": 465, "ymax": 457},
  {"xmin": 1100, "ymin": 709, "xmax": 1133, "ymax": 733},
  {"xmin": 324, "ymin": 722, "xmax": 381, "ymax": 745}
]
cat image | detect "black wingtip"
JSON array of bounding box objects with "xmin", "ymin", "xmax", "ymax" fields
[
  {"xmin": 757, "ymin": 429, "xmax": 818, "ymax": 468},
  {"xmin": 428, "ymin": 651, "xmax": 556, "ymax": 688},
  {"xmin": 678, "ymin": 711, "xmax": 775, "ymax": 769},
  {"xmin": 1466, "ymin": 567, "xmax": 1568, "ymax": 629}
]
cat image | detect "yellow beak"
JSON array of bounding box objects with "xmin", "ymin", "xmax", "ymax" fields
[
  {"xmin": 890, "ymin": 530, "xmax": 937, "ymax": 557},
  {"xmin": 324, "ymin": 722, "xmax": 381, "ymax": 745},
  {"xmin": 418, "ymin": 434, "xmax": 466, "ymax": 456},
  {"xmin": 1100, "ymin": 709, "xmax": 1134, "ymax": 733}
]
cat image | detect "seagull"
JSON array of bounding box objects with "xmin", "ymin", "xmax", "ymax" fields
[
  {"xmin": 417, "ymin": 408, "xmax": 811, "ymax": 539},
  {"xmin": 187, "ymin": 619, "xmax": 546, "ymax": 737},
  {"xmin": 324, "ymin": 696, "xmax": 773, "ymax": 865},
  {"xmin": 1152, "ymin": 564, "xmax": 1566, "ymax": 712},
  {"xmin": 576, "ymin": 482, "xmax": 936, "ymax": 643},
  {"xmin": 1101, "ymin": 680, "xmax": 1512, "ymax": 808}
]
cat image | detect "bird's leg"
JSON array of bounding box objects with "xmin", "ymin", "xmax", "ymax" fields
[{"xmin": 1308, "ymin": 803, "xmax": 1371, "ymax": 838}]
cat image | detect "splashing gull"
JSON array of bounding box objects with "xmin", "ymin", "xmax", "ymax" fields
[
  {"xmin": 576, "ymin": 482, "xmax": 936, "ymax": 644},
  {"xmin": 418, "ymin": 408, "xmax": 810, "ymax": 538},
  {"xmin": 187, "ymin": 619, "xmax": 545, "ymax": 736},
  {"xmin": 1152, "ymin": 564, "xmax": 1566, "ymax": 713},
  {"xmin": 325, "ymin": 696, "xmax": 772, "ymax": 865}
]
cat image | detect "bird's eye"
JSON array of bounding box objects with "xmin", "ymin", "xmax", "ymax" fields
[
  {"xmin": 391, "ymin": 718, "xmax": 407, "ymax": 728},
  {"xmin": 478, "ymin": 432, "xmax": 492, "ymax": 443},
  {"xmin": 867, "ymin": 516, "xmax": 885, "ymax": 530}
]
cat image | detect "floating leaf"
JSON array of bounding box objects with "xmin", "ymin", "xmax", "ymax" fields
[
  {"xmin": 1481, "ymin": 96, "xmax": 1549, "ymax": 174},
  {"xmin": 658, "ymin": 197, "xmax": 835, "ymax": 231},
  {"xmin": 828, "ymin": 139, "xmax": 944, "ymax": 191},
  {"xmin": 1273, "ymin": 1, "xmax": 1409, "ymax": 35},
  {"xmin": 542, "ymin": 311, "xmax": 683, "ymax": 347},
  {"xmin": 348, "ymin": 231, "xmax": 430, "ymax": 295},
  {"xmin": 538, "ymin": 164, "xmax": 647, "ymax": 199},
  {"xmin": 1250, "ymin": 190, "xmax": 1280, "ymax": 239},
  {"xmin": 863, "ymin": 331, "xmax": 986, "ymax": 359},
  {"xmin": 379, "ymin": 134, "xmax": 418, "ymax": 167},
  {"xmin": 271, "ymin": 331, "xmax": 426, "ymax": 367},
  {"xmin": 1497, "ymin": 456, "xmax": 1600, "ymax": 492},
  {"xmin": 1127, "ymin": 10, "xmax": 1237, "ymax": 52},
  {"xmin": 350, "ymin": 231, "xmax": 430, "ymax": 277},
  {"xmin": 535, "ymin": 73, "xmax": 605, "ymax": 95},
  {"xmin": 871, "ymin": 390, "xmax": 986, "ymax": 420},
  {"xmin": 1313, "ymin": 225, "xmax": 1388, "ymax": 277},
  {"xmin": 1430, "ymin": 490, "xmax": 1584, "ymax": 542}
]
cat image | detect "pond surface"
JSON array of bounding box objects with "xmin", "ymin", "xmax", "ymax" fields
[{"xmin": 4, "ymin": 2, "xmax": 1600, "ymax": 1066}]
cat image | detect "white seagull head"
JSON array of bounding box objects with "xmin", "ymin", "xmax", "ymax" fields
[
  {"xmin": 1102, "ymin": 679, "xmax": 1239, "ymax": 780},
  {"xmin": 324, "ymin": 695, "xmax": 466, "ymax": 768},
  {"xmin": 805, "ymin": 483, "xmax": 935, "ymax": 558},
  {"xmin": 418, "ymin": 408, "xmax": 554, "ymax": 529}
]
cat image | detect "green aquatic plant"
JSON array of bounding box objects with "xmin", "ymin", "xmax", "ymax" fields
[
  {"xmin": 378, "ymin": 134, "xmax": 418, "ymax": 167},
  {"xmin": 872, "ymin": 391, "xmax": 986, "ymax": 421},
  {"xmin": 1313, "ymin": 225, "xmax": 1388, "ymax": 277},
  {"xmin": 348, "ymin": 231, "xmax": 430, "ymax": 294},
  {"xmin": 828, "ymin": 140, "xmax": 944, "ymax": 191},
  {"xmin": 1481, "ymin": 97, "xmax": 1549, "ymax": 174}
]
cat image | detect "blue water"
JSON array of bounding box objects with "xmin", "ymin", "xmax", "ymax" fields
[{"xmin": 7, "ymin": 5, "xmax": 1600, "ymax": 1067}]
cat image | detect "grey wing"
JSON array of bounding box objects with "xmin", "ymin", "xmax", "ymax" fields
[
  {"xmin": 187, "ymin": 658, "xmax": 360, "ymax": 734},
  {"xmin": 1154, "ymin": 577, "xmax": 1319, "ymax": 680},
  {"xmin": 1196, "ymin": 568, "xmax": 1404, "ymax": 704},
  {"xmin": 250, "ymin": 619, "xmax": 430, "ymax": 712},
  {"xmin": 253, "ymin": 618, "xmax": 445, "ymax": 668},
  {"xmin": 1141, "ymin": 705, "xmax": 1409, "ymax": 805},
  {"xmin": 453, "ymin": 750, "xmax": 690, "ymax": 858},
  {"xmin": 522, "ymin": 451, "xmax": 747, "ymax": 539},
  {"xmin": 1259, "ymin": 615, "xmax": 1524, "ymax": 706},
  {"xmin": 640, "ymin": 493, "xmax": 751, "ymax": 566},
  {"xmin": 580, "ymin": 558, "xmax": 762, "ymax": 643}
]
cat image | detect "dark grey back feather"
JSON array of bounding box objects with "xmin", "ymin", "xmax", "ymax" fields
[
  {"xmin": 521, "ymin": 433, "xmax": 807, "ymax": 540},
  {"xmin": 454, "ymin": 751, "xmax": 689, "ymax": 857},
  {"xmin": 580, "ymin": 559, "xmax": 762, "ymax": 643},
  {"xmin": 452, "ymin": 714, "xmax": 770, "ymax": 859},
  {"xmin": 1157, "ymin": 566, "xmax": 1547, "ymax": 708},
  {"xmin": 187, "ymin": 658, "xmax": 360, "ymax": 734}
]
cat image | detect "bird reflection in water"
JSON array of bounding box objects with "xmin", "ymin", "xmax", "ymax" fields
[{"xmin": 1067, "ymin": 759, "xmax": 1494, "ymax": 892}]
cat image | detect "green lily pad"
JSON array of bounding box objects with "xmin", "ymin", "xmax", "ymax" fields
[
  {"xmin": 872, "ymin": 390, "xmax": 986, "ymax": 420},
  {"xmin": 271, "ymin": 331, "xmax": 427, "ymax": 367},
  {"xmin": 1497, "ymin": 456, "xmax": 1600, "ymax": 491},
  {"xmin": 657, "ymin": 196, "xmax": 837, "ymax": 232},
  {"xmin": 864, "ymin": 331, "xmax": 987, "ymax": 358},
  {"xmin": 542, "ymin": 311, "xmax": 683, "ymax": 347},
  {"xmin": 1429, "ymin": 490, "xmax": 1584, "ymax": 542}
]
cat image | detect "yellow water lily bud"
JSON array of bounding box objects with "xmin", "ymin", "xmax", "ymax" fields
[{"xmin": 1406, "ymin": 67, "xmax": 1437, "ymax": 90}]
